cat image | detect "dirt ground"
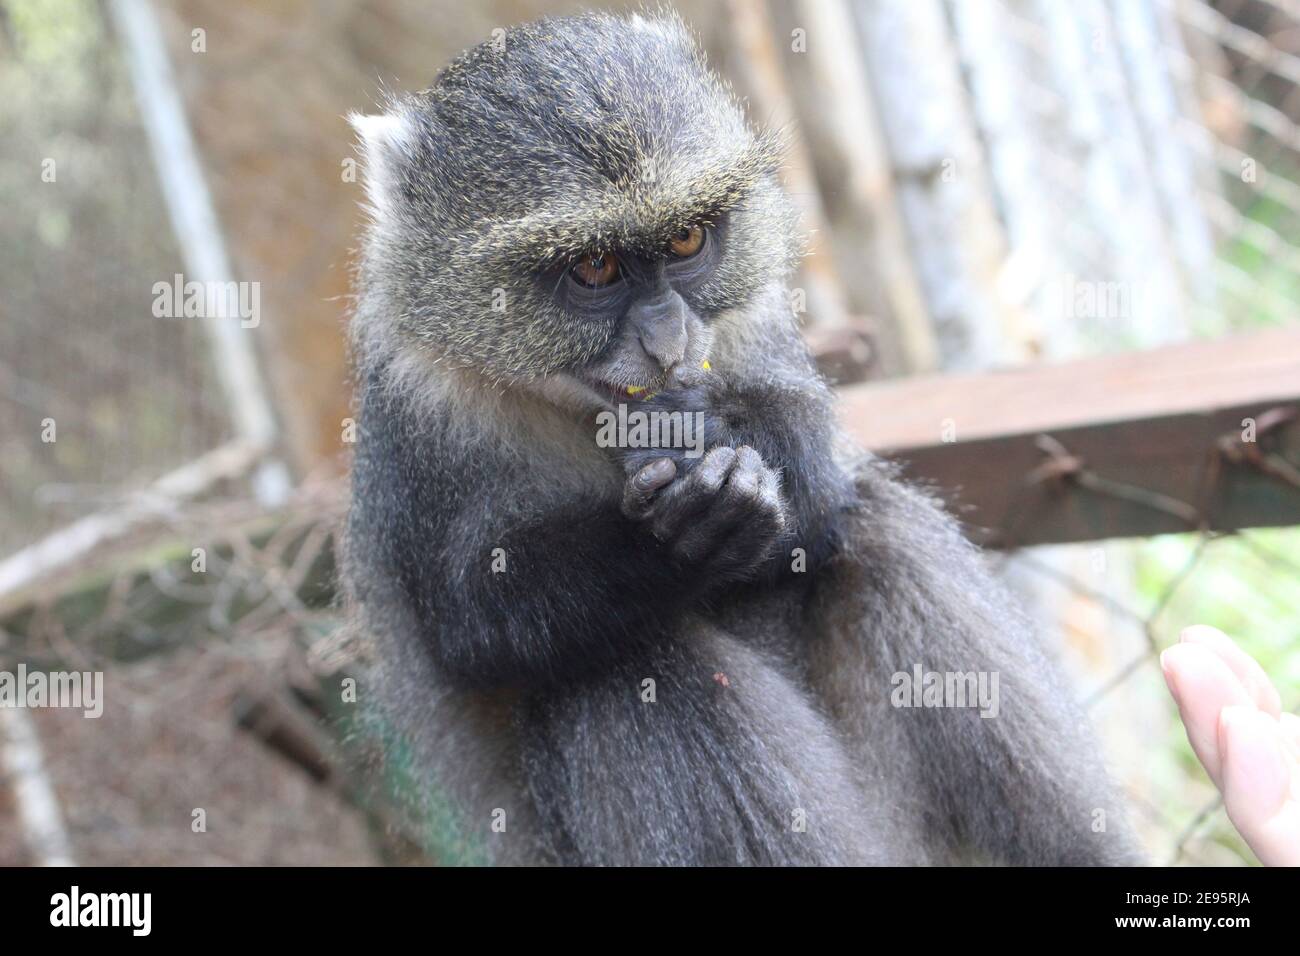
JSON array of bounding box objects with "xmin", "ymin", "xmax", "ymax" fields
[{"xmin": 1, "ymin": 639, "xmax": 382, "ymax": 867}]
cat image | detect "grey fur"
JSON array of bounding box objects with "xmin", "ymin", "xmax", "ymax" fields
[
  {"xmin": 342, "ymin": 10, "xmax": 1139, "ymax": 866},
  {"xmin": 349, "ymin": 10, "xmax": 795, "ymax": 385}
]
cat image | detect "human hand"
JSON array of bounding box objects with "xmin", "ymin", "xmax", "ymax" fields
[{"xmin": 1161, "ymin": 625, "xmax": 1300, "ymax": 866}]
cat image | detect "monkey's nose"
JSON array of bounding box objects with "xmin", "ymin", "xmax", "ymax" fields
[{"xmin": 628, "ymin": 290, "xmax": 688, "ymax": 370}]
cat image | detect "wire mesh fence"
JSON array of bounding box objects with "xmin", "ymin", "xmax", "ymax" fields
[
  {"xmin": 930, "ymin": 0, "xmax": 1300, "ymax": 360},
  {"xmin": 0, "ymin": 0, "xmax": 235, "ymax": 559},
  {"xmin": 1156, "ymin": 0, "xmax": 1300, "ymax": 330}
]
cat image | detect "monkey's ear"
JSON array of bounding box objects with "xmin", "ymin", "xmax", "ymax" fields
[{"xmin": 348, "ymin": 110, "xmax": 414, "ymax": 222}]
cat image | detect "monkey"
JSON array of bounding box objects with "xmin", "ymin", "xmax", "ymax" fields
[{"xmin": 341, "ymin": 10, "xmax": 1140, "ymax": 866}]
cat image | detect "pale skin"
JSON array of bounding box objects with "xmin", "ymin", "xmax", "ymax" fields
[{"xmin": 1161, "ymin": 625, "xmax": 1300, "ymax": 866}]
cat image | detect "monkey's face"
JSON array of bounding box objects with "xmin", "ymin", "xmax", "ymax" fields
[
  {"xmin": 352, "ymin": 12, "xmax": 799, "ymax": 391},
  {"xmin": 548, "ymin": 220, "xmax": 723, "ymax": 409}
]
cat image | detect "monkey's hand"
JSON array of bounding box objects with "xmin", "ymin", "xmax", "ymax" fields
[
  {"xmin": 621, "ymin": 446, "xmax": 789, "ymax": 582},
  {"xmin": 611, "ymin": 370, "xmax": 717, "ymax": 479}
]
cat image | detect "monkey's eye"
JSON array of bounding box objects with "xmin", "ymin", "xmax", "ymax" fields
[
  {"xmin": 570, "ymin": 252, "xmax": 621, "ymax": 288},
  {"xmin": 669, "ymin": 224, "xmax": 706, "ymax": 258}
]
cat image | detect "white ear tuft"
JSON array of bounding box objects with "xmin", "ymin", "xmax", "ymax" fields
[{"xmin": 348, "ymin": 110, "xmax": 413, "ymax": 221}]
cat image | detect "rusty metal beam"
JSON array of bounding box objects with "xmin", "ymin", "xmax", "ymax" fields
[{"xmin": 837, "ymin": 328, "xmax": 1300, "ymax": 546}]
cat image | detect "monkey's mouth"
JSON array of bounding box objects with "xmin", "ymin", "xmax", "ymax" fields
[{"xmin": 580, "ymin": 376, "xmax": 662, "ymax": 406}]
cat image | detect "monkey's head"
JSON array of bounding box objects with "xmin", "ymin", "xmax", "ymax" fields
[{"xmin": 351, "ymin": 11, "xmax": 798, "ymax": 405}]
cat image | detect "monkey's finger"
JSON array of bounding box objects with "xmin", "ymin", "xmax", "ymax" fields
[
  {"xmin": 650, "ymin": 446, "xmax": 736, "ymax": 543},
  {"xmin": 717, "ymin": 448, "xmax": 785, "ymax": 540},
  {"xmin": 681, "ymin": 446, "xmax": 738, "ymax": 502},
  {"xmin": 671, "ymin": 447, "xmax": 762, "ymax": 560},
  {"xmin": 1161, "ymin": 641, "xmax": 1256, "ymax": 788},
  {"xmin": 622, "ymin": 458, "xmax": 676, "ymax": 519},
  {"xmin": 688, "ymin": 453, "xmax": 786, "ymax": 572},
  {"xmin": 757, "ymin": 460, "xmax": 786, "ymax": 527},
  {"xmin": 1217, "ymin": 705, "xmax": 1300, "ymax": 866},
  {"xmin": 727, "ymin": 448, "xmax": 785, "ymax": 528},
  {"xmin": 667, "ymin": 362, "xmax": 705, "ymax": 389},
  {"xmin": 1180, "ymin": 625, "xmax": 1283, "ymax": 717}
]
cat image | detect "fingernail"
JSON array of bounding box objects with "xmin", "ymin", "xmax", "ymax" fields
[{"xmin": 637, "ymin": 458, "xmax": 674, "ymax": 487}]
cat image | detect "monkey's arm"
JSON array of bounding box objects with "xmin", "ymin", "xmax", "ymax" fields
[{"xmin": 350, "ymin": 387, "xmax": 782, "ymax": 690}]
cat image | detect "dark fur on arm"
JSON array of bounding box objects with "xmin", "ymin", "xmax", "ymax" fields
[{"xmin": 350, "ymin": 380, "xmax": 713, "ymax": 690}]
